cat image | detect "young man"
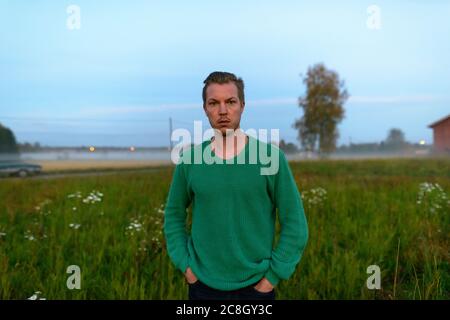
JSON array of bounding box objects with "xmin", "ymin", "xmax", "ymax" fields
[{"xmin": 163, "ymin": 71, "xmax": 309, "ymax": 300}]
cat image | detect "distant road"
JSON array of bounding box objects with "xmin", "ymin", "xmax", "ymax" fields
[
  {"xmin": 1, "ymin": 161, "xmax": 172, "ymax": 181},
  {"xmin": 39, "ymin": 167, "xmax": 170, "ymax": 180},
  {"xmin": 28, "ymin": 159, "xmax": 173, "ymax": 172}
]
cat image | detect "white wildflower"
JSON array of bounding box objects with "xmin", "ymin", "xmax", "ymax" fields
[
  {"xmin": 417, "ymin": 182, "xmax": 449, "ymax": 215},
  {"xmin": 125, "ymin": 218, "xmax": 143, "ymax": 236},
  {"xmin": 82, "ymin": 190, "xmax": 103, "ymax": 204},
  {"xmin": 150, "ymin": 229, "xmax": 163, "ymax": 249},
  {"xmin": 27, "ymin": 291, "xmax": 46, "ymax": 300},
  {"xmin": 138, "ymin": 239, "xmax": 148, "ymax": 252},
  {"xmin": 24, "ymin": 230, "xmax": 36, "ymax": 241},
  {"xmin": 301, "ymin": 187, "xmax": 327, "ymax": 206},
  {"xmin": 154, "ymin": 203, "xmax": 166, "ymax": 215},
  {"xmin": 67, "ymin": 191, "xmax": 82, "ymax": 199},
  {"xmin": 35, "ymin": 199, "xmax": 52, "ymax": 212}
]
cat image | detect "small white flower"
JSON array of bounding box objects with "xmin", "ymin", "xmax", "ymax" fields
[
  {"xmin": 27, "ymin": 291, "xmax": 46, "ymax": 300},
  {"xmin": 24, "ymin": 230, "xmax": 36, "ymax": 241},
  {"xmin": 68, "ymin": 191, "xmax": 82, "ymax": 199},
  {"xmin": 125, "ymin": 218, "xmax": 144, "ymax": 236},
  {"xmin": 69, "ymin": 223, "xmax": 81, "ymax": 230},
  {"xmin": 82, "ymin": 190, "xmax": 103, "ymax": 204}
]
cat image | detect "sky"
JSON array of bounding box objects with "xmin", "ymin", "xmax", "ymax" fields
[{"xmin": 0, "ymin": 0, "xmax": 449, "ymax": 147}]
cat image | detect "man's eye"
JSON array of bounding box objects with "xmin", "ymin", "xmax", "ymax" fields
[
  {"xmin": 209, "ymin": 101, "xmax": 217, "ymax": 105},
  {"xmin": 228, "ymin": 100, "xmax": 235, "ymax": 104}
]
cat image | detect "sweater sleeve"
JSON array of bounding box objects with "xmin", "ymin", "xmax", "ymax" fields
[
  {"xmin": 163, "ymin": 160, "xmax": 192, "ymax": 274},
  {"xmin": 264, "ymin": 150, "xmax": 309, "ymax": 287}
]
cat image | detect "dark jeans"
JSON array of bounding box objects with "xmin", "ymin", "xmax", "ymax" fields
[{"xmin": 188, "ymin": 279, "xmax": 276, "ymax": 300}]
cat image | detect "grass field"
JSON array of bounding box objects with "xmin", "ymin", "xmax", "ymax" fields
[{"xmin": 0, "ymin": 158, "xmax": 448, "ymax": 299}]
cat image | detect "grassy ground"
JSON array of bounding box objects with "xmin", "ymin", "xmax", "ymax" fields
[{"xmin": 0, "ymin": 158, "xmax": 448, "ymax": 299}]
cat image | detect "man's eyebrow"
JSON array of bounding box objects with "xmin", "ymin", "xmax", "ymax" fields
[{"xmin": 207, "ymin": 97, "xmax": 237, "ymax": 102}]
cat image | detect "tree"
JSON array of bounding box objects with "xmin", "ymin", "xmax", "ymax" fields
[
  {"xmin": 293, "ymin": 63, "xmax": 348, "ymax": 157},
  {"xmin": 0, "ymin": 122, "xmax": 19, "ymax": 155},
  {"xmin": 278, "ymin": 139, "xmax": 299, "ymax": 154},
  {"xmin": 384, "ymin": 128, "xmax": 406, "ymax": 151}
]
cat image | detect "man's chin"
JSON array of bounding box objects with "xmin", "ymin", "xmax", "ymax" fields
[{"xmin": 215, "ymin": 127, "xmax": 235, "ymax": 136}]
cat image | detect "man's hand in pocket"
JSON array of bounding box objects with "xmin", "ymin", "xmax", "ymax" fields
[
  {"xmin": 185, "ymin": 267, "xmax": 198, "ymax": 284},
  {"xmin": 254, "ymin": 277, "xmax": 274, "ymax": 293}
]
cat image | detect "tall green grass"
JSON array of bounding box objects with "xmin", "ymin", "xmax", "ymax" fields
[{"xmin": 0, "ymin": 158, "xmax": 448, "ymax": 299}]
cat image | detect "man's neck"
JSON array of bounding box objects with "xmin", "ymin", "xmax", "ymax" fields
[{"xmin": 211, "ymin": 129, "xmax": 248, "ymax": 154}]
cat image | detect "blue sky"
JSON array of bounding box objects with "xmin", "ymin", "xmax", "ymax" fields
[{"xmin": 0, "ymin": 0, "xmax": 449, "ymax": 147}]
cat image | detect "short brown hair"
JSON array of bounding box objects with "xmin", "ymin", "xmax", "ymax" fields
[{"xmin": 202, "ymin": 71, "xmax": 245, "ymax": 108}]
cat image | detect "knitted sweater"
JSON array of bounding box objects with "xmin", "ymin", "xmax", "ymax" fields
[{"xmin": 163, "ymin": 135, "xmax": 308, "ymax": 291}]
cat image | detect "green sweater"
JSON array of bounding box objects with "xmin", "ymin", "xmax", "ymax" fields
[{"xmin": 163, "ymin": 135, "xmax": 308, "ymax": 291}]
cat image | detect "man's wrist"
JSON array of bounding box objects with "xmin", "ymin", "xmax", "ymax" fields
[{"xmin": 264, "ymin": 268, "xmax": 280, "ymax": 287}]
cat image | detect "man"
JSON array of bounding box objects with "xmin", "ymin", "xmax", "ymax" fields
[{"xmin": 163, "ymin": 71, "xmax": 309, "ymax": 300}]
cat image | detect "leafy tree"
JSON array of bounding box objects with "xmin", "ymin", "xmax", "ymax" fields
[
  {"xmin": 384, "ymin": 128, "xmax": 407, "ymax": 151},
  {"xmin": 386, "ymin": 128, "xmax": 405, "ymax": 145},
  {"xmin": 0, "ymin": 122, "xmax": 19, "ymax": 154},
  {"xmin": 293, "ymin": 63, "xmax": 348, "ymax": 157}
]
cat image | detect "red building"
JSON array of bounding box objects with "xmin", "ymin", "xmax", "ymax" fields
[{"xmin": 428, "ymin": 114, "xmax": 450, "ymax": 154}]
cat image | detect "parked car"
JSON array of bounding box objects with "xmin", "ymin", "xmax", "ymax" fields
[{"xmin": 0, "ymin": 161, "xmax": 42, "ymax": 177}]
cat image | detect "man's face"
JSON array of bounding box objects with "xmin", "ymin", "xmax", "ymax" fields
[{"xmin": 203, "ymin": 82, "xmax": 245, "ymax": 136}]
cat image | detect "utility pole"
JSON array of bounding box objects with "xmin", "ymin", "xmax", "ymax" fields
[{"xmin": 169, "ymin": 117, "xmax": 173, "ymax": 152}]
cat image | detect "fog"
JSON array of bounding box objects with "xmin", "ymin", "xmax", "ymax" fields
[{"xmin": 0, "ymin": 150, "xmax": 434, "ymax": 163}]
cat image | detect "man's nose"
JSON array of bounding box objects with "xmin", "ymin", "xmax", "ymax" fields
[{"xmin": 219, "ymin": 102, "xmax": 228, "ymax": 114}]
